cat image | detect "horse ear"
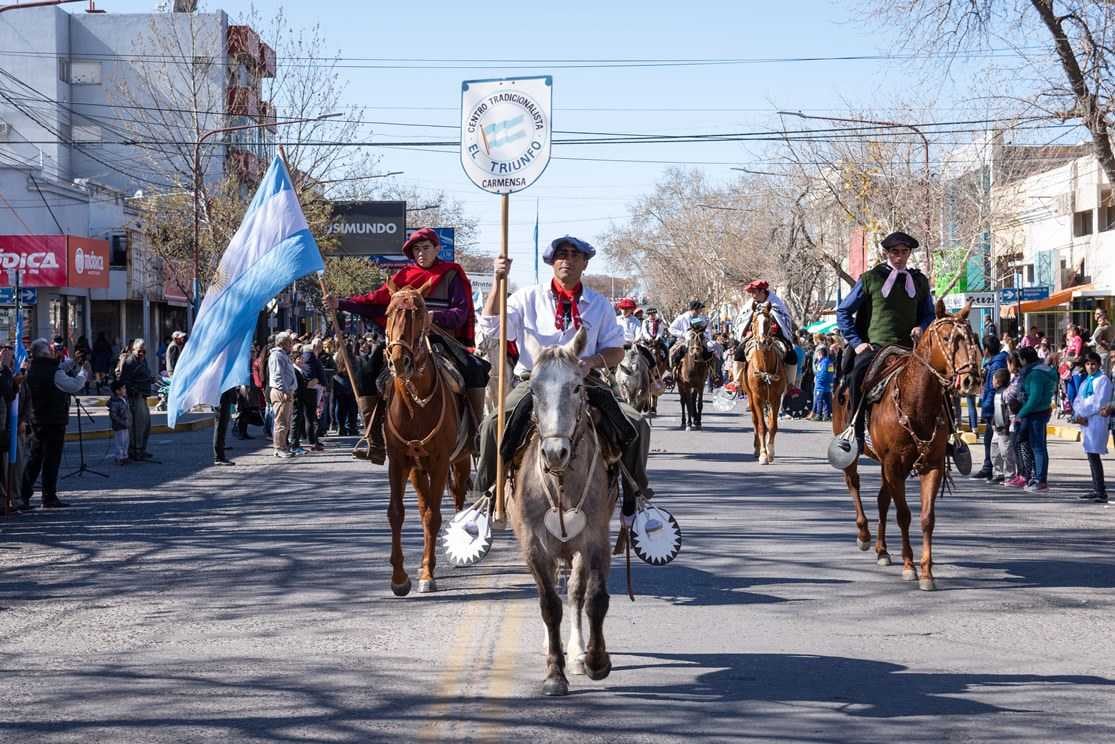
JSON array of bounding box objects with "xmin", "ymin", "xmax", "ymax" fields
[
  {"xmin": 935, "ymin": 299, "xmax": 947, "ymax": 319},
  {"xmin": 958, "ymin": 301, "xmax": 972, "ymax": 320},
  {"xmin": 566, "ymin": 326, "xmax": 588, "ymax": 358}
]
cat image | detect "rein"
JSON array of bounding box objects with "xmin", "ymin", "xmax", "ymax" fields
[{"xmin": 384, "ymin": 297, "xmax": 449, "ymax": 465}]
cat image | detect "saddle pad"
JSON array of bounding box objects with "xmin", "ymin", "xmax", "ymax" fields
[{"xmin": 863, "ymin": 347, "xmax": 911, "ymax": 405}]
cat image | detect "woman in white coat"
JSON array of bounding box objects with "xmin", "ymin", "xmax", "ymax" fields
[{"xmin": 1072, "ymin": 351, "xmax": 1112, "ymax": 503}]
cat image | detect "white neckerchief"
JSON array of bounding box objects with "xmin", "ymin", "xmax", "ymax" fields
[{"xmin": 881, "ymin": 261, "xmax": 916, "ymax": 299}]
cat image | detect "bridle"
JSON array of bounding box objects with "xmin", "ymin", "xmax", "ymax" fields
[
  {"xmin": 749, "ymin": 303, "xmax": 775, "ymax": 350},
  {"xmin": 530, "ymin": 374, "xmax": 589, "ymax": 476},
  {"xmin": 912, "ymin": 318, "xmax": 981, "ymax": 392},
  {"xmin": 386, "ymin": 295, "xmax": 437, "ymax": 407}
]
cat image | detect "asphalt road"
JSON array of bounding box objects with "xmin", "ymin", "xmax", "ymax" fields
[{"xmin": 2, "ymin": 394, "xmax": 1113, "ymax": 743}]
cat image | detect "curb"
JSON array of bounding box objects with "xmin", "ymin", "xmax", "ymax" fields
[{"xmin": 64, "ymin": 416, "xmax": 214, "ymax": 442}]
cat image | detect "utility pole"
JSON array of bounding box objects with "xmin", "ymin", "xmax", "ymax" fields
[{"xmin": 779, "ymin": 111, "xmax": 933, "ymax": 282}]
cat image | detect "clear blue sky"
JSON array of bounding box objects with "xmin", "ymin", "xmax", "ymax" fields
[{"xmin": 100, "ymin": 0, "xmax": 995, "ymax": 288}]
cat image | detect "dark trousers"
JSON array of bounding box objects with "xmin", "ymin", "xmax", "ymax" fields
[
  {"xmin": 213, "ymin": 388, "xmax": 235, "ymax": 460},
  {"xmin": 980, "ymin": 422, "xmax": 994, "ymax": 471},
  {"xmin": 847, "ymin": 349, "xmax": 877, "ymax": 439},
  {"xmin": 291, "ymin": 389, "xmax": 318, "ymax": 447},
  {"xmin": 334, "ymin": 390, "xmax": 357, "ymax": 435},
  {"xmin": 1087, "ymin": 453, "xmax": 1107, "ymax": 496},
  {"xmin": 21, "ymin": 425, "xmax": 66, "ymax": 505}
]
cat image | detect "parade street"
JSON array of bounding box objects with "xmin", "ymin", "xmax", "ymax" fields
[{"xmin": 2, "ymin": 394, "xmax": 1114, "ymax": 744}]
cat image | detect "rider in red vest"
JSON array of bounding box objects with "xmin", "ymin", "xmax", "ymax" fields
[{"xmin": 325, "ymin": 227, "xmax": 489, "ymax": 463}]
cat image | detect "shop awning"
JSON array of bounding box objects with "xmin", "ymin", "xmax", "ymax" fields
[
  {"xmin": 805, "ymin": 318, "xmax": 838, "ymax": 334},
  {"xmin": 1002, "ymin": 283, "xmax": 1093, "ymax": 317}
]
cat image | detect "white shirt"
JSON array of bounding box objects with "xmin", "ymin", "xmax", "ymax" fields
[
  {"xmin": 636, "ymin": 316, "xmax": 669, "ymax": 343},
  {"xmin": 477, "ymin": 282, "xmax": 626, "ymax": 376},
  {"xmin": 618, "ymin": 314, "xmax": 642, "ymax": 344},
  {"xmin": 668, "ymin": 310, "xmax": 712, "ymax": 343}
]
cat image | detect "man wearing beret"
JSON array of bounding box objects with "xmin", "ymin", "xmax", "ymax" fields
[
  {"xmin": 733, "ymin": 279, "xmax": 802, "ymax": 392},
  {"xmin": 836, "ymin": 231, "xmax": 936, "ymax": 449},
  {"xmin": 472, "ymin": 235, "xmax": 654, "ymax": 507}
]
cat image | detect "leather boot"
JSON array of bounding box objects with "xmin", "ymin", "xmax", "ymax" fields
[
  {"xmin": 466, "ymin": 387, "xmax": 487, "ymax": 451},
  {"xmin": 353, "ymin": 394, "xmax": 387, "ymax": 465}
]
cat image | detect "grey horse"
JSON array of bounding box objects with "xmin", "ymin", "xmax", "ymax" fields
[{"xmin": 509, "ymin": 327, "xmax": 615, "ymax": 696}]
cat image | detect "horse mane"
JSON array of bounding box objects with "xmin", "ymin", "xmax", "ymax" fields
[{"xmin": 534, "ymin": 344, "xmax": 580, "ymax": 369}]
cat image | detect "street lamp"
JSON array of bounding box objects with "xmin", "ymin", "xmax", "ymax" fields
[
  {"xmin": 777, "ymin": 110, "xmax": 934, "ymax": 280},
  {"xmin": 190, "ymin": 111, "xmax": 341, "ymax": 322}
]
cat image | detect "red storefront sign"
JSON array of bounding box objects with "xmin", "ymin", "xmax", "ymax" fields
[
  {"xmin": 66, "ymin": 236, "xmax": 110, "ymax": 289},
  {"xmin": 0, "ymin": 235, "xmax": 68, "ymax": 287}
]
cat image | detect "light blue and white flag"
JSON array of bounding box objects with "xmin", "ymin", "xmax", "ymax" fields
[{"xmin": 167, "ymin": 156, "xmax": 324, "ymax": 428}]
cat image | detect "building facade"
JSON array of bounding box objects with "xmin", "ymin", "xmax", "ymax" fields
[{"xmin": 0, "ymin": 4, "xmax": 276, "ymax": 364}]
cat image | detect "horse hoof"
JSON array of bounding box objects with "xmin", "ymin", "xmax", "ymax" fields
[
  {"xmin": 391, "ymin": 579, "xmax": 412, "ymax": 597},
  {"xmin": 919, "ymin": 578, "xmax": 937, "ymax": 592},
  {"xmin": 417, "ymin": 578, "xmax": 437, "ymax": 593},
  {"xmin": 542, "ymin": 675, "xmax": 569, "ymax": 697},
  {"xmin": 902, "ymin": 569, "xmax": 917, "ymax": 582},
  {"xmin": 584, "ymin": 652, "xmax": 612, "ymax": 681},
  {"xmin": 569, "ymin": 654, "xmax": 587, "ymax": 676},
  {"xmin": 876, "ymin": 553, "xmax": 892, "ymax": 567},
  {"xmin": 856, "ymin": 539, "xmax": 870, "ymax": 551}
]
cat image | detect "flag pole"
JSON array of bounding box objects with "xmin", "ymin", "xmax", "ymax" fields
[
  {"xmin": 493, "ymin": 192, "xmax": 510, "ymax": 528},
  {"xmin": 275, "ymin": 147, "xmax": 366, "ymax": 431}
]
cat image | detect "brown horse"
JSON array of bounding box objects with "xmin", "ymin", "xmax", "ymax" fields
[
  {"xmin": 741, "ymin": 302, "xmax": 787, "ymax": 465},
  {"xmin": 676, "ymin": 329, "xmax": 708, "ymax": 430},
  {"xmin": 832, "ymin": 302, "xmax": 981, "ymax": 591},
  {"xmin": 383, "ymin": 289, "xmax": 471, "ymax": 596}
]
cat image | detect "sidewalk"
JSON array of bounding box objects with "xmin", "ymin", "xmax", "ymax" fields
[{"xmin": 65, "ymin": 395, "xmax": 214, "ymax": 442}]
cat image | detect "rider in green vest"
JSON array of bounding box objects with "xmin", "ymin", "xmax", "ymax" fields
[{"xmin": 835, "ymin": 231, "xmax": 936, "ymax": 450}]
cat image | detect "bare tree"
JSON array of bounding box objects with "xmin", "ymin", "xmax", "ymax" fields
[{"xmin": 863, "ymin": 0, "xmax": 1115, "ymax": 186}]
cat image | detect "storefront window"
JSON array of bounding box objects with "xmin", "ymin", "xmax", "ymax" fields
[
  {"xmin": 67, "ymin": 296, "xmax": 85, "ymax": 349},
  {"xmin": 49, "ymin": 297, "xmax": 64, "ymax": 342},
  {"xmin": 0, "ymin": 306, "xmax": 34, "ymax": 348}
]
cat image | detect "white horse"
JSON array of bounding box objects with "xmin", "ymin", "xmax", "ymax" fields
[
  {"xmin": 615, "ymin": 345, "xmax": 654, "ymax": 413},
  {"xmin": 475, "ymin": 329, "xmax": 516, "ymax": 416},
  {"xmin": 511, "ymin": 328, "xmax": 615, "ymax": 696}
]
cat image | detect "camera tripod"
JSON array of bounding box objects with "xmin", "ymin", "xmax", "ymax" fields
[{"xmin": 62, "ymin": 396, "xmax": 107, "ymax": 479}]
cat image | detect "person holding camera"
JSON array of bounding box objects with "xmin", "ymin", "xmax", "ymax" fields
[{"xmin": 19, "ymin": 338, "xmax": 86, "ymax": 509}]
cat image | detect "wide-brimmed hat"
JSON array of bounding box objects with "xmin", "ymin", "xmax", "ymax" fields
[
  {"xmin": 543, "ymin": 235, "xmax": 596, "ymax": 265},
  {"xmin": 402, "ymin": 227, "xmax": 441, "ymax": 260},
  {"xmin": 881, "ymin": 231, "xmax": 919, "ymax": 251}
]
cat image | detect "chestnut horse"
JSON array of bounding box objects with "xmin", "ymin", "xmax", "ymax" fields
[
  {"xmin": 741, "ymin": 302, "xmax": 787, "ymax": 465},
  {"xmin": 676, "ymin": 329, "xmax": 708, "ymax": 430},
  {"xmin": 383, "ymin": 289, "xmax": 470, "ymax": 596},
  {"xmin": 832, "ymin": 302, "xmax": 981, "ymax": 591}
]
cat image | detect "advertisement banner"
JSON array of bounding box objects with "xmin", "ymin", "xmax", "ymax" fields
[
  {"xmin": 326, "ymin": 201, "xmax": 407, "ymax": 256},
  {"xmin": 460, "ymin": 76, "xmax": 553, "ymax": 194},
  {"xmin": 0, "ymin": 235, "xmax": 68, "ymax": 287},
  {"xmin": 66, "ymin": 235, "xmax": 110, "ymax": 289}
]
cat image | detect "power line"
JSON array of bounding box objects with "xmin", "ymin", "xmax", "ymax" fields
[{"xmin": 0, "ymin": 47, "xmax": 1045, "ymax": 70}]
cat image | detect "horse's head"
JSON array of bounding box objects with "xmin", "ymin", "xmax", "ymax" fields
[
  {"xmin": 920, "ymin": 300, "xmax": 982, "ymax": 396},
  {"xmin": 385, "ymin": 289, "xmax": 430, "ymax": 379},
  {"xmin": 527, "ymin": 327, "xmax": 589, "ymax": 473},
  {"xmin": 751, "ymin": 302, "xmax": 773, "ymax": 341}
]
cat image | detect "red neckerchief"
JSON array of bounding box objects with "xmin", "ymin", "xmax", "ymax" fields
[
  {"xmin": 650, "ymin": 318, "xmax": 659, "ymax": 336},
  {"xmin": 551, "ymin": 279, "xmax": 583, "ymax": 331}
]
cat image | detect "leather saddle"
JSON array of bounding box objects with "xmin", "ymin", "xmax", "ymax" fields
[{"xmin": 861, "ymin": 346, "xmax": 911, "ymax": 406}]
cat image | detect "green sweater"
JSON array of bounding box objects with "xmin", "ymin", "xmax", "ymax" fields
[
  {"xmin": 855, "ymin": 264, "xmax": 931, "ymax": 347},
  {"xmin": 1017, "ymin": 363, "xmax": 1057, "ymax": 418}
]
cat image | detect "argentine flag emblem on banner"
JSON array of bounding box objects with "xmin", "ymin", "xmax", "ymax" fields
[{"xmin": 167, "ymin": 156, "xmax": 324, "ymax": 427}]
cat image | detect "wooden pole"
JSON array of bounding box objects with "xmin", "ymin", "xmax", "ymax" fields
[
  {"xmin": 493, "ymin": 192, "xmax": 510, "ymax": 526},
  {"xmin": 276, "ymin": 146, "xmax": 366, "ymax": 428}
]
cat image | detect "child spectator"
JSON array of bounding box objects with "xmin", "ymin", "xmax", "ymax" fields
[
  {"xmin": 109, "ymin": 380, "xmax": 131, "ymax": 465},
  {"xmin": 988, "ymin": 368, "xmax": 1016, "ymax": 484},
  {"xmin": 810, "ymin": 346, "xmax": 835, "ymax": 421},
  {"xmin": 1072, "ymin": 351, "xmax": 1111, "ymax": 503},
  {"xmin": 1003, "ymin": 352, "xmax": 1031, "ymax": 488}
]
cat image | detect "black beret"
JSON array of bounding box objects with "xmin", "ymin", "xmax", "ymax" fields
[
  {"xmin": 688, "ymin": 300, "xmax": 705, "ymax": 311},
  {"xmin": 881, "ymin": 231, "xmax": 919, "ymax": 250}
]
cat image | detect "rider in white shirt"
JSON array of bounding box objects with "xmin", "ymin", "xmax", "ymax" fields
[
  {"xmin": 668, "ymin": 300, "xmax": 714, "ymax": 372},
  {"xmin": 615, "ymin": 298, "xmax": 642, "ymax": 345},
  {"xmin": 472, "ymin": 235, "xmax": 654, "ymax": 503}
]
